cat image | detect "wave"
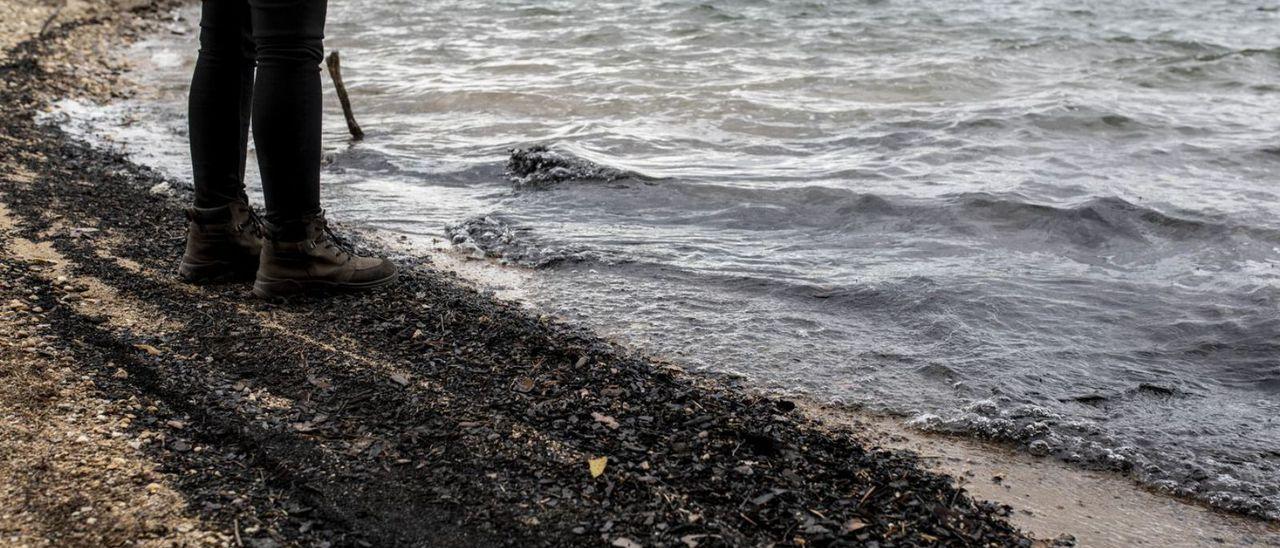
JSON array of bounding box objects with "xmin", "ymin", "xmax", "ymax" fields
[
  {"xmin": 952, "ymin": 194, "xmax": 1221, "ymax": 246},
  {"xmin": 1189, "ymin": 46, "xmax": 1280, "ymax": 63},
  {"xmin": 488, "ymin": 163, "xmax": 1278, "ymax": 255},
  {"xmin": 1103, "ymin": 35, "xmax": 1232, "ymax": 55},
  {"xmin": 662, "ymin": 183, "xmax": 1272, "ymax": 247}
]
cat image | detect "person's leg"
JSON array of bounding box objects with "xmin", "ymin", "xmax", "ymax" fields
[
  {"xmin": 189, "ymin": 0, "xmax": 255, "ymax": 207},
  {"xmin": 180, "ymin": 0, "xmax": 263, "ymax": 283},
  {"xmin": 246, "ymin": 0, "xmax": 396, "ymax": 298},
  {"xmin": 248, "ymin": 0, "xmax": 326, "ymax": 236}
]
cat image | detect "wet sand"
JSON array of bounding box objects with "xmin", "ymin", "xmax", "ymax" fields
[{"xmin": 803, "ymin": 407, "xmax": 1280, "ymax": 547}]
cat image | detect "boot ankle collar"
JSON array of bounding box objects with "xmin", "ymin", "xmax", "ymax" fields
[
  {"xmin": 186, "ymin": 204, "xmax": 233, "ymax": 224},
  {"xmin": 187, "ymin": 202, "xmax": 262, "ymax": 236}
]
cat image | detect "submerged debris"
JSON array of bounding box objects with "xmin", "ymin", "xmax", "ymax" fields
[
  {"xmin": 444, "ymin": 215, "xmax": 589, "ymax": 267},
  {"xmin": 506, "ymin": 145, "xmax": 644, "ymax": 188}
]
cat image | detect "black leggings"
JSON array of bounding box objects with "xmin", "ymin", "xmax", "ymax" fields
[{"xmin": 189, "ymin": 0, "xmax": 328, "ymax": 231}]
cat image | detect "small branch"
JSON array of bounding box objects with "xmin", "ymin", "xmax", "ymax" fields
[
  {"xmin": 38, "ymin": 2, "xmax": 66, "ymax": 38},
  {"xmin": 325, "ymin": 51, "xmax": 365, "ymax": 141}
]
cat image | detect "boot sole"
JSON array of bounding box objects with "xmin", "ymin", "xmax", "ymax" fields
[
  {"xmin": 179, "ymin": 260, "xmax": 258, "ymax": 283},
  {"xmin": 251, "ymin": 271, "xmax": 399, "ymax": 299}
]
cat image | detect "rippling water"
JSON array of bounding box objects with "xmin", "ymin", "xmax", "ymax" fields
[{"xmin": 57, "ymin": 0, "xmax": 1280, "ymax": 519}]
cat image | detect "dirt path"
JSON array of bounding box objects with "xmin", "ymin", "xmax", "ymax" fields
[{"xmin": 0, "ymin": 2, "xmax": 1034, "ymax": 546}]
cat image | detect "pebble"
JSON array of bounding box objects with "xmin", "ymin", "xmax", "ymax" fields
[
  {"xmin": 148, "ymin": 182, "xmax": 175, "ymax": 196},
  {"xmin": 1029, "ymin": 440, "xmax": 1051, "ymax": 456}
]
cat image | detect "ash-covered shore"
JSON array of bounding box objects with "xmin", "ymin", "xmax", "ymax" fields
[{"xmin": 0, "ymin": 1, "xmax": 1036, "ymax": 546}]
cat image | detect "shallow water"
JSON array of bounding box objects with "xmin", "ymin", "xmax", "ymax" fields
[{"xmin": 55, "ymin": 0, "xmax": 1280, "ymax": 519}]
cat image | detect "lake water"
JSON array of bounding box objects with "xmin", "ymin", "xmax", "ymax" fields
[{"xmin": 55, "ymin": 0, "xmax": 1280, "ymax": 519}]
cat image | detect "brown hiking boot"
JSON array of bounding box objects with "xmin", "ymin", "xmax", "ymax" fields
[
  {"xmin": 252, "ymin": 212, "xmax": 398, "ymax": 298},
  {"xmin": 178, "ymin": 201, "xmax": 264, "ymax": 282}
]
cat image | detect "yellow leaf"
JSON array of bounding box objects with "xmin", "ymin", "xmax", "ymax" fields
[
  {"xmin": 133, "ymin": 344, "xmax": 162, "ymax": 356},
  {"xmin": 588, "ymin": 456, "xmax": 608, "ymax": 478}
]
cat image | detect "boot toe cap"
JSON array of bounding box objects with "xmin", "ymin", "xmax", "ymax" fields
[{"xmin": 352, "ymin": 256, "xmax": 398, "ymax": 283}]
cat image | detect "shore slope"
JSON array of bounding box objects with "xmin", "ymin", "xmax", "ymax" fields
[{"xmin": 0, "ymin": 2, "xmax": 1031, "ymax": 545}]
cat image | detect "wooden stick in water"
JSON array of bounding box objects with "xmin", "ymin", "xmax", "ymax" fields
[{"xmin": 325, "ymin": 51, "xmax": 365, "ymax": 141}]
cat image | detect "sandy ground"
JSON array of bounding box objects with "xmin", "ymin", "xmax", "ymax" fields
[
  {"xmin": 1, "ymin": 2, "xmax": 221, "ymax": 545},
  {"xmin": 0, "ymin": 1, "xmax": 1276, "ymax": 547},
  {"xmin": 0, "ymin": 204, "xmax": 228, "ymax": 546}
]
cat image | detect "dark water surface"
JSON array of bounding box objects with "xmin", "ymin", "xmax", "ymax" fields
[{"xmin": 54, "ymin": 0, "xmax": 1280, "ymax": 518}]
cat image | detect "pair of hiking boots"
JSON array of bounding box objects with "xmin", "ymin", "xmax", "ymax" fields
[{"xmin": 178, "ymin": 201, "xmax": 397, "ymax": 298}]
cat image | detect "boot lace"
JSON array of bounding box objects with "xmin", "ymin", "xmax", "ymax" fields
[
  {"xmin": 313, "ymin": 213, "xmax": 355, "ymax": 261},
  {"xmin": 236, "ymin": 207, "xmax": 266, "ymax": 238}
]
